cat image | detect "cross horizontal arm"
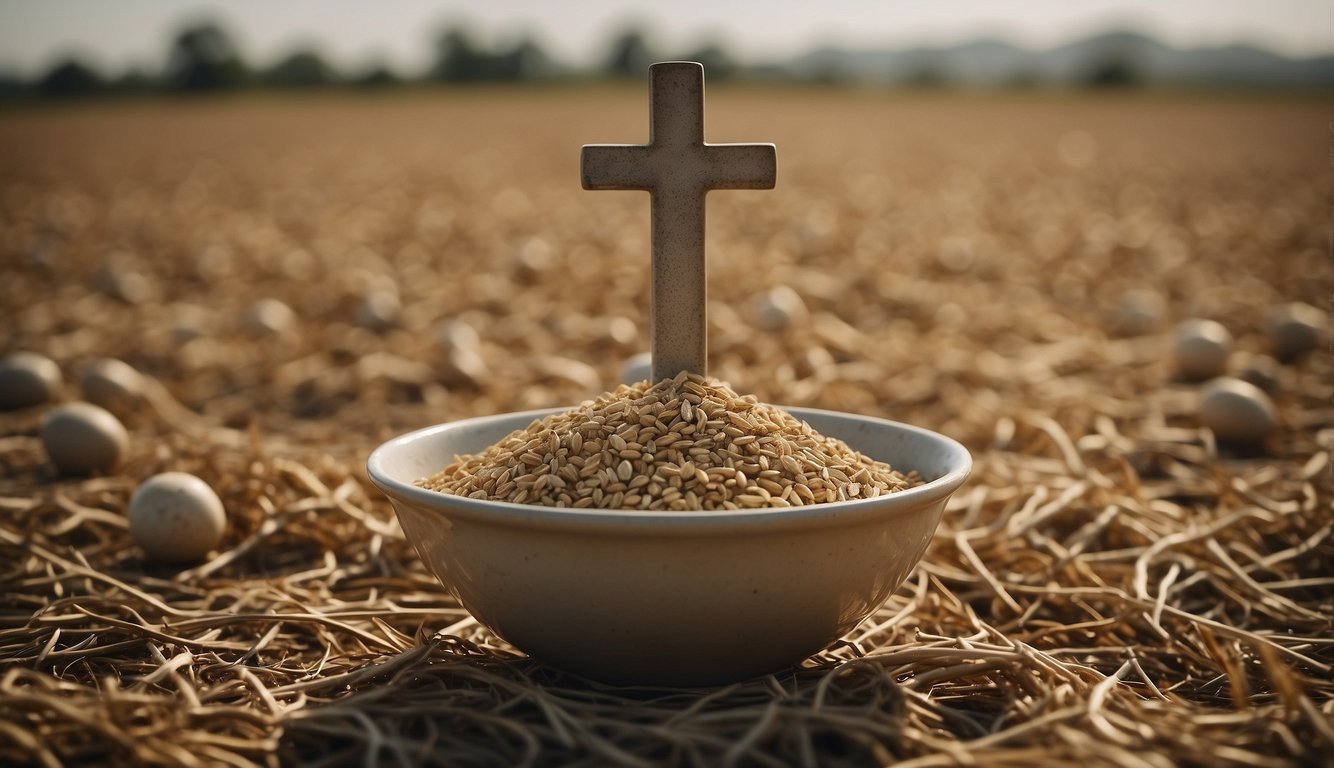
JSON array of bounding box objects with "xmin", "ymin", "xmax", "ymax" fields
[
  {"xmin": 581, "ymin": 145, "xmax": 658, "ymax": 190},
  {"xmin": 701, "ymin": 143, "xmax": 777, "ymax": 190}
]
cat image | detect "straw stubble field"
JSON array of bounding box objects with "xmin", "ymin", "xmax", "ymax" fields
[{"xmin": 1, "ymin": 88, "xmax": 1331, "ymax": 766}]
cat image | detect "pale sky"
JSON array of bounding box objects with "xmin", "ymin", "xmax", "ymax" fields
[{"xmin": 0, "ymin": 0, "xmax": 1328, "ymax": 77}]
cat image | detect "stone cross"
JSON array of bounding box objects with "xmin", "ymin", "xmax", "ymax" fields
[{"xmin": 581, "ymin": 61, "xmax": 776, "ymax": 382}]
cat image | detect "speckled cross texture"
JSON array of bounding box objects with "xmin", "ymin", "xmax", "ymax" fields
[{"xmin": 581, "ymin": 61, "xmax": 777, "ymax": 382}]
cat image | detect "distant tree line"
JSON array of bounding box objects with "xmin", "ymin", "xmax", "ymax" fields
[
  {"xmin": 1, "ymin": 20, "xmax": 756, "ymax": 99},
  {"xmin": 0, "ymin": 18, "xmax": 1162, "ymax": 99}
]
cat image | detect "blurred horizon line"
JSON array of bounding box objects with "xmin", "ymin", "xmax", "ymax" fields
[
  {"xmin": 2, "ymin": 0, "xmax": 1331, "ymax": 78},
  {"xmin": 7, "ymin": 15, "xmax": 1334, "ymax": 99}
]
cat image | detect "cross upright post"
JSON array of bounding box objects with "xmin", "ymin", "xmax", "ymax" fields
[{"xmin": 581, "ymin": 61, "xmax": 776, "ymax": 383}]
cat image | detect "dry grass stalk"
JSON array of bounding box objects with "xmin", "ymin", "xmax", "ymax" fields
[{"xmin": 0, "ymin": 92, "xmax": 1330, "ymax": 766}]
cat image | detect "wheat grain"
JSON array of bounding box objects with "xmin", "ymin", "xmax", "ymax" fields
[{"xmin": 419, "ymin": 373, "xmax": 920, "ymax": 510}]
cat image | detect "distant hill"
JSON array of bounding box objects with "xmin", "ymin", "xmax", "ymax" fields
[
  {"xmin": 777, "ymin": 30, "xmax": 1334, "ymax": 87},
  {"xmin": 14, "ymin": 25, "xmax": 1332, "ymax": 98}
]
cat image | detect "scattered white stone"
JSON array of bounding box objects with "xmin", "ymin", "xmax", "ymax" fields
[
  {"xmin": 602, "ymin": 316, "xmax": 638, "ymax": 347},
  {"xmin": 619, "ymin": 351, "xmax": 653, "ymax": 385},
  {"xmin": 1174, "ymin": 319, "xmax": 1232, "ymax": 380},
  {"xmin": 935, "ymin": 236, "xmax": 975, "ymax": 273},
  {"xmin": 129, "ymin": 472, "xmax": 226, "ymax": 563},
  {"xmin": 95, "ymin": 262, "xmax": 158, "ymax": 306},
  {"xmin": 41, "ymin": 402, "xmax": 128, "ymax": 475},
  {"xmin": 440, "ymin": 345, "xmax": 489, "ymax": 388},
  {"xmin": 436, "ymin": 319, "xmax": 488, "ymax": 387},
  {"xmin": 795, "ymin": 345, "xmax": 837, "ymax": 380},
  {"xmin": 80, "ymin": 358, "xmax": 145, "ymax": 412},
  {"xmin": 1110, "ymin": 289, "xmax": 1166, "ymax": 337},
  {"xmin": 356, "ymin": 289, "xmax": 401, "ymax": 332},
  {"xmin": 436, "ymin": 320, "xmax": 481, "ymax": 353},
  {"xmin": 752, "ymin": 286, "xmax": 808, "ymax": 331},
  {"xmin": 0, "ymin": 352, "xmax": 62, "ymax": 410},
  {"xmin": 515, "ymin": 236, "xmax": 553, "ymax": 278},
  {"xmin": 243, "ymin": 298, "xmax": 296, "ymax": 336},
  {"xmin": 1199, "ymin": 377, "xmax": 1278, "ymax": 445},
  {"xmin": 1265, "ymin": 302, "xmax": 1324, "ymax": 362}
]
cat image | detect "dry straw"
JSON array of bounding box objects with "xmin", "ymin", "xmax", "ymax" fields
[
  {"xmin": 419, "ymin": 372, "xmax": 920, "ymax": 510},
  {"xmin": 2, "ymin": 409, "xmax": 1330, "ymax": 767},
  {"xmin": 1, "ymin": 91, "xmax": 1331, "ymax": 766}
]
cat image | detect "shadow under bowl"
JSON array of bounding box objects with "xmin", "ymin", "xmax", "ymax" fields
[{"xmin": 368, "ymin": 406, "xmax": 971, "ymax": 687}]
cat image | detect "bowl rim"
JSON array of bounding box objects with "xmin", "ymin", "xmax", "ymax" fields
[{"xmin": 367, "ymin": 405, "xmax": 971, "ymax": 535}]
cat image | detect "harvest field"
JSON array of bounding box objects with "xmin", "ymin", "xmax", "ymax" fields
[{"xmin": 1, "ymin": 88, "xmax": 1331, "ymax": 766}]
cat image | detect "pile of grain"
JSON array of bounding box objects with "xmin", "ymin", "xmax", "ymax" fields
[{"xmin": 419, "ymin": 372, "xmax": 920, "ymax": 510}]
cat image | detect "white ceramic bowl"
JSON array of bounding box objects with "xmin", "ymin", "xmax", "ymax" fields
[{"xmin": 368, "ymin": 407, "xmax": 970, "ymax": 686}]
